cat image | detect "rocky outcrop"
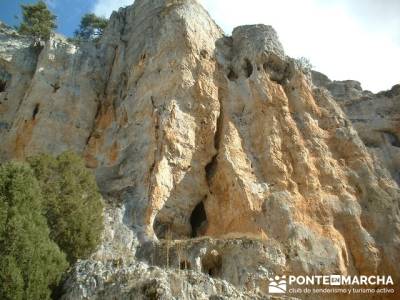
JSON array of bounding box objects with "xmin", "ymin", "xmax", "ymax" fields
[
  {"xmin": 62, "ymin": 258, "xmax": 299, "ymax": 300},
  {"xmin": 312, "ymin": 71, "xmax": 400, "ymax": 185},
  {"xmin": 1, "ymin": 1, "xmax": 400, "ymax": 299}
]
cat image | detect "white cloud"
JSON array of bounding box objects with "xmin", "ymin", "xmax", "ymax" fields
[
  {"xmin": 92, "ymin": 0, "xmax": 133, "ymax": 17},
  {"xmin": 199, "ymin": 0, "xmax": 400, "ymax": 92}
]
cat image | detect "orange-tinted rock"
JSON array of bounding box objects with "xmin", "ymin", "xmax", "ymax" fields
[{"xmin": 1, "ymin": 2, "xmax": 399, "ymax": 299}]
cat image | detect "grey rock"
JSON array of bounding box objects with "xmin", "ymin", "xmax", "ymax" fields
[
  {"xmin": 0, "ymin": 1, "xmax": 399, "ymax": 300},
  {"xmin": 312, "ymin": 71, "xmax": 400, "ymax": 185}
]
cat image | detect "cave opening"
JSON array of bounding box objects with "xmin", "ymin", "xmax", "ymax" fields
[
  {"xmin": 384, "ymin": 131, "xmax": 400, "ymax": 148},
  {"xmin": 32, "ymin": 104, "xmax": 40, "ymax": 120},
  {"xmin": 227, "ymin": 67, "xmax": 238, "ymax": 81},
  {"xmin": 263, "ymin": 54, "xmax": 292, "ymax": 85},
  {"xmin": 243, "ymin": 58, "xmax": 253, "ymax": 78},
  {"xmin": 201, "ymin": 250, "xmax": 222, "ymax": 278},
  {"xmin": 0, "ymin": 79, "xmax": 6, "ymax": 92},
  {"xmin": 190, "ymin": 201, "xmax": 207, "ymax": 238},
  {"xmin": 180, "ymin": 260, "xmax": 191, "ymax": 270}
]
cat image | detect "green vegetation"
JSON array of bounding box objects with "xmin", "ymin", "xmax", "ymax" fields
[
  {"xmin": 295, "ymin": 56, "xmax": 313, "ymax": 72},
  {"xmin": 0, "ymin": 162, "xmax": 67, "ymax": 300},
  {"xmin": 0, "ymin": 152, "xmax": 104, "ymax": 299},
  {"xmin": 29, "ymin": 152, "xmax": 104, "ymax": 263},
  {"xmin": 18, "ymin": 0, "xmax": 57, "ymax": 41},
  {"xmin": 16, "ymin": 3, "xmax": 107, "ymax": 44},
  {"xmin": 74, "ymin": 13, "xmax": 108, "ymax": 41}
]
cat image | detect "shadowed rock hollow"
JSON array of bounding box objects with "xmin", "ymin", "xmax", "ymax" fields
[{"xmin": 0, "ymin": 0, "xmax": 399, "ymax": 299}]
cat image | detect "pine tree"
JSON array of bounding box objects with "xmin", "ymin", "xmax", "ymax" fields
[
  {"xmin": 0, "ymin": 162, "xmax": 67, "ymax": 300},
  {"xmin": 18, "ymin": 0, "xmax": 57, "ymax": 41},
  {"xmin": 29, "ymin": 152, "xmax": 104, "ymax": 263},
  {"xmin": 74, "ymin": 13, "xmax": 108, "ymax": 40}
]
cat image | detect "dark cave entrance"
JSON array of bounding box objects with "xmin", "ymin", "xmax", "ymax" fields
[
  {"xmin": 153, "ymin": 199, "xmax": 208, "ymax": 240},
  {"xmin": 201, "ymin": 250, "xmax": 222, "ymax": 278},
  {"xmin": 180, "ymin": 259, "xmax": 191, "ymax": 270},
  {"xmin": 0, "ymin": 79, "xmax": 6, "ymax": 92},
  {"xmin": 32, "ymin": 104, "xmax": 40, "ymax": 120},
  {"xmin": 243, "ymin": 58, "xmax": 253, "ymax": 78},
  {"xmin": 190, "ymin": 201, "xmax": 207, "ymax": 238},
  {"xmin": 384, "ymin": 131, "xmax": 400, "ymax": 148},
  {"xmin": 227, "ymin": 67, "xmax": 238, "ymax": 81}
]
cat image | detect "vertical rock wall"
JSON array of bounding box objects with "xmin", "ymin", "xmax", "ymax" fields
[{"xmin": 0, "ymin": 1, "xmax": 399, "ymax": 298}]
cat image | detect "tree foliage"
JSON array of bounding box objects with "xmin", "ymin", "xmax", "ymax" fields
[
  {"xmin": 294, "ymin": 57, "xmax": 313, "ymax": 72},
  {"xmin": 74, "ymin": 13, "xmax": 108, "ymax": 40},
  {"xmin": 0, "ymin": 162, "xmax": 67, "ymax": 300},
  {"xmin": 18, "ymin": 0, "xmax": 57, "ymax": 41},
  {"xmin": 29, "ymin": 152, "xmax": 104, "ymax": 263}
]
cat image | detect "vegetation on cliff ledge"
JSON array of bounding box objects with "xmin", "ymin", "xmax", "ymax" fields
[
  {"xmin": 17, "ymin": 0, "xmax": 57, "ymax": 41},
  {"xmin": 74, "ymin": 13, "xmax": 108, "ymax": 41}
]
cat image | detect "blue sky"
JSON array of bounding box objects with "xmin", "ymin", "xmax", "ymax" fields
[
  {"xmin": 0, "ymin": 0, "xmax": 399, "ymax": 92},
  {"xmin": 0, "ymin": 0, "xmax": 99, "ymax": 36}
]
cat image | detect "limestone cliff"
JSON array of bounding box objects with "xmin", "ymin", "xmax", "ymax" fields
[
  {"xmin": 312, "ymin": 71, "xmax": 400, "ymax": 186},
  {"xmin": 0, "ymin": 0, "xmax": 399, "ymax": 299}
]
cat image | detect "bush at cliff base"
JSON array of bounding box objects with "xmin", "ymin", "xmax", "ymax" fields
[
  {"xmin": 0, "ymin": 162, "xmax": 68, "ymax": 300},
  {"xmin": 29, "ymin": 151, "xmax": 104, "ymax": 264}
]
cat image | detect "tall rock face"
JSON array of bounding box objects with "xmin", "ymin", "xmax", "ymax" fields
[
  {"xmin": 1, "ymin": 1, "xmax": 400, "ymax": 299},
  {"xmin": 312, "ymin": 71, "xmax": 400, "ymax": 186}
]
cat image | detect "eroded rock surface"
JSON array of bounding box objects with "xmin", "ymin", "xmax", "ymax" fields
[
  {"xmin": 62, "ymin": 259, "xmax": 299, "ymax": 300},
  {"xmin": 1, "ymin": 1, "xmax": 399, "ymax": 299},
  {"xmin": 312, "ymin": 71, "xmax": 400, "ymax": 185}
]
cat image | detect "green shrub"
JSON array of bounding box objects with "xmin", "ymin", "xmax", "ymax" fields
[
  {"xmin": 29, "ymin": 152, "xmax": 104, "ymax": 263},
  {"xmin": 294, "ymin": 56, "xmax": 313, "ymax": 72},
  {"xmin": 18, "ymin": 0, "xmax": 57, "ymax": 41},
  {"xmin": 74, "ymin": 13, "xmax": 108, "ymax": 41},
  {"xmin": 0, "ymin": 162, "xmax": 67, "ymax": 300}
]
